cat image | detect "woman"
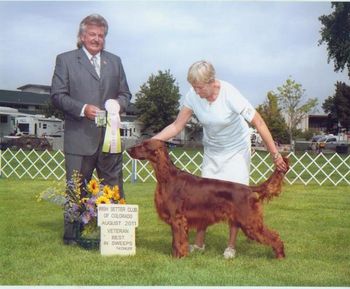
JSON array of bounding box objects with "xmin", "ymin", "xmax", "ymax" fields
[{"xmin": 153, "ymin": 60, "xmax": 287, "ymax": 259}]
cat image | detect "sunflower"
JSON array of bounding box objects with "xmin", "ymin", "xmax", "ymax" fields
[
  {"xmin": 103, "ymin": 185, "xmax": 114, "ymax": 199},
  {"xmin": 80, "ymin": 197, "xmax": 89, "ymax": 204},
  {"xmin": 112, "ymin": 185, "xmax": 120, "ymax": 201},
  {"xmin": 87, "ymin": 179, "xmax": 100, "ymax": 195},
  {"xmin": 96, "ymin": 195, "xmax": 111, "ymax": 205}
]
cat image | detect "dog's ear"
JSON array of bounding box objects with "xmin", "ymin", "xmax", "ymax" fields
[{"xmin": 148, "ymin": 138, "xmax": 166, "ymax": 150}]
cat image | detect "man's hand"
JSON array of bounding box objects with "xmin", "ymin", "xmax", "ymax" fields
[{"xmin": 84, "ymin": 104, "xmax": 101, "ymax": 120}]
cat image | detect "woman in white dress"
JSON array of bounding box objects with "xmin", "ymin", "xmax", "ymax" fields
[{"xmin": 153, "ymin": 60, "xmax": 287, "ymax": 259}]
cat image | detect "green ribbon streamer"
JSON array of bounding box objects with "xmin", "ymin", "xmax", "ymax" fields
[{"xmin": 102, "ymin": 115, "xmax": 121, "ymax": 153}]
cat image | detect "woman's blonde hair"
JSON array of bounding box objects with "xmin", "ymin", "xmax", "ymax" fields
[{"xmin": 187, "ymin": 60, "xmax": 216, "ymax": 85}]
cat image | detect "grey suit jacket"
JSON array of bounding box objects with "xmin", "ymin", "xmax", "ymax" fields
[{"xmin": 50, "ymin": 48, "xmax": 131, "ymax": 156}]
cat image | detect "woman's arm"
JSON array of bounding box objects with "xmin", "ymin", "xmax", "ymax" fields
[
  {"xmin": 250, "ymin": 111, "xmax": 287, "ymax": 172},
  {"xmin": 152, "ymin": 107, "xmax": 193, "ymax": 141}
]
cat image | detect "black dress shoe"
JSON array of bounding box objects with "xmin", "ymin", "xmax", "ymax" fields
[{"xmin": 63, "ymin": 239, "xmax": 78, "ymax": 246}]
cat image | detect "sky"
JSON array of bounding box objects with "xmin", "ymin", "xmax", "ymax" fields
[{"xmin": 0, "ymin": 1, "xmax": 349, "ymax": 111}]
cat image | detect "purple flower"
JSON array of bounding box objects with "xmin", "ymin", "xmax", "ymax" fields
[
  {"xmin": 81, "ymin": 212, "xmax": 91, "ymax": 224},
  {"xmin": 72, "ymin": 203, "xmax": 79, "ymax": 212}
]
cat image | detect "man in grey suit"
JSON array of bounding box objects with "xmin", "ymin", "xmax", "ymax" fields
[{"xmin": 50, "ymin": 14, "xmax": 131, "ymax": 245}]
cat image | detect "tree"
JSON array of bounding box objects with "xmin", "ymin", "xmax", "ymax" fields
[
  {"xmin": 275, "ymin": 78, "xmax": 318, "ymax": 145},
  {"xmin": 135, "ymin": 70, "xmax": 181, "ymax": 133},
  {"xmin": 40, "ymin": 100, "xmax": 64, "ymax": 120},
  {"xmin": 334, "ymin": 82, "xmax": 350, "ymax": 129},
  {"xmin": 256, "ymin": 92, "xmax": 289, "ymax": 144},
  {"xmin": 319, "ymin": 2, "xmax": 350, "ymax": 78},
  {"xmin": 323, "ymin": 82, "xmax": 350, "ymax": 131},
  {"xmin": 322, "ymin": 94, "xmax": 338, "ymax": 134},
  {"xmin": 185, "ymin": 114, "xmax": 203, "ymax": 141}
]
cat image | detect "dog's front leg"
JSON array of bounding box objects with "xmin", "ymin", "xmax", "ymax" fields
[{"xmin": 170, "ymin": 214, "xmax": 189, "ymax": 258}]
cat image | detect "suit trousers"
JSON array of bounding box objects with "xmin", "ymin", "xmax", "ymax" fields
[{"xmin": 63, "ymin": 132, "xmax": 124, "ymax": 242}]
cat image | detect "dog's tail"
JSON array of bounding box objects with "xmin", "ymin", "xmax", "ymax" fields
[{"xmin": 250, "ymin": 157, "xmax": 289, "ymax": 202}]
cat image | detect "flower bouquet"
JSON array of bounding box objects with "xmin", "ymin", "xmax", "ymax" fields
[{"xmin": 38, "ymin": 171, "xmax": 125, "ymax": 249}]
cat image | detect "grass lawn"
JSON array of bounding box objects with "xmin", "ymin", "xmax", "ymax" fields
[{"xmin": 0, "ymin": 178, "xmax": 349, "ymax": 286}]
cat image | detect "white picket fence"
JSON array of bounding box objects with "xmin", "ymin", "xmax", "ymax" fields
[{"xmin": 0, "ymin": 148, "xmax": 350, "ymax": 186}]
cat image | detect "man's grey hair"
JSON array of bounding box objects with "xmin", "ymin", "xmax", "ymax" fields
[{"xmin": 77, "ymin": 14, "xmax": 109, "ymax": 48}]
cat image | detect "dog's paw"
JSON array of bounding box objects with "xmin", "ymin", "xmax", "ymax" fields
[
  {"xmin": 223, "ymin": 247, "xmax": 236, "ymax": 259},
  {"xmin": 189, "ymin": 244, "xmax": 205, "ymax": 253}
]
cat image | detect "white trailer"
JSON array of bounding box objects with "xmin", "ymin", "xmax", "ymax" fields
[
  {"xmin": 0, "ymin": 107, "xmax": 26, "ymax": 137},
  {"xmin": 0, "ymin": 106, "xmax": 63, "ymax": 150},
  {"xmin": 16, "ymin": 115, "xmax": 63, "ymax": 137}
]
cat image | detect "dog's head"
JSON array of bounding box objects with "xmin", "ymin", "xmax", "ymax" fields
[{"xmin": 127, "ymin": 139, "xmax": 166, "ymax": 161}]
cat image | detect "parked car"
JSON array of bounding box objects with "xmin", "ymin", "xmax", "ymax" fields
[
  {"xmin": 310, "ymin": 134, "xmax": 326, "ymax": 143},
  {"xmin": 310, "ymin": 134, "xmax": 347, "ymax": 152}
]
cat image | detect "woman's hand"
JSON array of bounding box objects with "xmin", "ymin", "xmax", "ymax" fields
[{"xmin": 271, "ymin": 152, "xmax": 288, "ymax": 172}]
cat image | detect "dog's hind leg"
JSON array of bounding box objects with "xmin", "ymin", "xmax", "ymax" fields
[
  {"xmin": 222, "ymin": 222, "xmax": 240, "ymax": 259},
  {"xmin": 240, "ymin": 219, "xmax": 285, "ymax": 259},
  {"xmin": 227, "ymin": 221, "xmax": 239, "ymax": 248},
  {"xmin": 170, "ymin": 214, "xmax": 189, "ymax": 258}
]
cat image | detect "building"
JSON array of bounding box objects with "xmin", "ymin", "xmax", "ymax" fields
[
  {"xmin": 0, "ymin": 85, "xmax": 50, "ymax": 115},
  {"xmin": 17, "ymin": 84, "xmax": 51, "ymax": 94},
  {"xmin": 298, "ymin": 114, "xmax": 329, "ymax": 132}
]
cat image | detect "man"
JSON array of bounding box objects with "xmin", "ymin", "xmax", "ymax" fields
[{"xmin": 50, "ymin": 14, "xmax": 131, "ymax": 245}]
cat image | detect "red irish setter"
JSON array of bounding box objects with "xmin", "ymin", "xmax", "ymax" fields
[{"xmin": 127, "ymin": 139, "xmax": 289, "ymax": 259}]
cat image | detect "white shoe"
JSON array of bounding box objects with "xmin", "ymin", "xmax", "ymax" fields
[
  {"xmin": 189, "ymin": 244, "xmax": 205, "ymax": 253},
  {"xmin": 223, "ymin": 247, "xmax": 236, "ymax": 259}
]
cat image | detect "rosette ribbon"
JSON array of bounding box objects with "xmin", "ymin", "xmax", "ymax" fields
[{"xmin": 102, "ymin": 99, "xmax": 122, "ymax": 153}]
